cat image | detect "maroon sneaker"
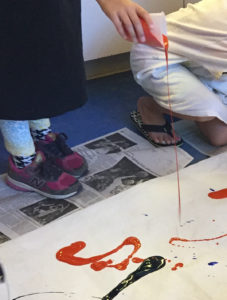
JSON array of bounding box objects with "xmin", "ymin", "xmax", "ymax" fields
[
  {"xmin": 6, "ymin": 151, "xmax": 81, "ymax": 199},
  {"xmin": 35, "ymin": 133, "xmax": 88, "ymax": 178}
]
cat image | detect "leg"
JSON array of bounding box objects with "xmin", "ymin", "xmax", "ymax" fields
[
  {"xmin": 29, "ymin": 118, "xmax": 51, "ymax": 141},
  {"xmin": 0, "ymin": 120, "xmax": 36, "ymax": 167},
  {"xmin": 137, "ymin": 96, "xmax": 215, "ymax": 145},
  {"xmin": 0, "ymin": 120, "xmax": 81, "ymax": 198},
  {"xmin": 197, "ymin": 119, "xmax": 227, "ymax": 146},
  {"xmin": 137, "ymin": 96, "xmax": 181, "ymax": 145},
  {"xmin": 30, "ymin": 118, "xmax": 88, "ymax": 178},
  {"xmin": 130, "ymin": 44, "xmax": 227, "ymax": 146}
]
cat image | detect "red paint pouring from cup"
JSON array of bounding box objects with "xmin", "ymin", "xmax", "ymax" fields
[{"xmin": 137, "ymin": 18, "xmax": 182, "ymax": 224}]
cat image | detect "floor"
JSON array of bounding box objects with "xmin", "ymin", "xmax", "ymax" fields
[
  {"xmin": 0, "ymin": 71, "xmax": 207, "ymax": 174},
  {"xmin": 0, "ymin": 71, "xmax": 226, "ymax": 300}
]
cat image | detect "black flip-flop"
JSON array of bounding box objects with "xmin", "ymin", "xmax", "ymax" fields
[{"xmin": 130, "ymin": 110, "xmax": 183, "ymax": 147}]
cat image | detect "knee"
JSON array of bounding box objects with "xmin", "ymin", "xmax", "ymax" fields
[
  {"xmin": 197, "ymin": 119, "xmax": 227, "ymax": 147},
  {"xmin": 207, "ymin": 134, "xmax": 227, "ymax": 147}
]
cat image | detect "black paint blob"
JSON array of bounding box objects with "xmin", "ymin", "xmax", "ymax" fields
[{"xmin": 102, "ymin": 256, "xmax": 166, "ymax": 300}]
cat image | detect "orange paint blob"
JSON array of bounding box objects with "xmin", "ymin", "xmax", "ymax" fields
[
  {"xmin": 56, "ymin": 237, "xmax": 143, "ymax": 271},
  {"xmin": 208, "ymin": 188, "xmax": 227, "ymax": 199}
]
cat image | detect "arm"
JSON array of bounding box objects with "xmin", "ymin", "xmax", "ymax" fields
[{"xmin": 96, "ymin": 0, "xmax": 153, "ymax": 43}]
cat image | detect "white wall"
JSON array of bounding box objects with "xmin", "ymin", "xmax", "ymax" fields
[
  {"xmin": 184, "ymin": 0, "xmax": 200, "ymax": 5},
  {"xmin": 82, "ymin": 0, "xmax": 184, "ymax": 61}
]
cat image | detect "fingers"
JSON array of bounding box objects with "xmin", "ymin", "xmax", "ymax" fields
[
  {"xmin": 132, "ymin": 7, "xmax": 153, "ymax": 42},
  {"xmin": 99, "ymin": 0, "xmax": 153, "ymax": 43},
  {"xmin": 111, "ymin": 13, "xmax": 139, "ymax": 43},
  {"xmin": 137, "ymin": 8, "xmax": 153, "ymax": 30},
  {"xmin": 121, "ymin": 13, "xmax": 139, "ymax": 42},
  {"xmin": 127, "ymin": 11, "xmax": 146, "ymax": 43},
  {"xmin": 111, "ymin": 14, "xmax": 128, "ymax": 40},
  {"xmin": 114, "ymin": 6, "xmax": 153, "ymax": 43}
]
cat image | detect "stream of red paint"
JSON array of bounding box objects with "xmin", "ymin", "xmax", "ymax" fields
[
  {"xmin": 136, "ymin": 20, "xmax": 182, "ymax": 224},
  {"xmin": 169, "ymin": 233, "xmax": 227, "ymax": 245},
  {"xmin": 56, "ymin": 236, "xmax": 144, "ymax": 271},
  {"xmin": 163, "ymin": 35, "xmax": 182, "ymax": 225},
  {"xmin": 208, "ymin": 188, "xmax": 227, "ymax": 199}
]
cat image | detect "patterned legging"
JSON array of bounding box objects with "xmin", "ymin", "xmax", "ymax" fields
[{"xmin": 0, "ymin": 118, "xmax": 50, "ymax": 156}]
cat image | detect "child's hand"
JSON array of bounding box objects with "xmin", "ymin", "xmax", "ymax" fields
[{"xmin": 96, "ymin": 0, "xmax": 153, "ymax": 43}]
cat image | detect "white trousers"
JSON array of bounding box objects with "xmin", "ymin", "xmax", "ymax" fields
[{"xmin": 130, "ymin": 43, "xmax": 227, "ymax": 124}]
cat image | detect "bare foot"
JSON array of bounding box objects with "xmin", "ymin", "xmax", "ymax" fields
[{"xmin": 137, "ymin": 96, "xmax": 181, "ymax": 145}]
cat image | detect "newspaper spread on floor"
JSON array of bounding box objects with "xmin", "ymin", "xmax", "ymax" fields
[
  {"xmin": 174, "ymin": 120, "xmax": 227, "ymax": 156},
  {"xmin": 0, "ymin": 128, "xmax": 193, "ymax": 242}
]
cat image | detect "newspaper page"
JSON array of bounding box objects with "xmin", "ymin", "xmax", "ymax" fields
[
  {"xmin": 0, "ymin": 128, "xmax": 193, "ymax": 242},
  {"xmin": 174, "ymin": 120, "xmax": 227, "ymax": 156}
]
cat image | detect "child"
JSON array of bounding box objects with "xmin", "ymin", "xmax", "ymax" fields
[
  {"xmin": 130, "ymin": 0, "xmax": 227, "ymax": 147},
  {"xmin": 0, "ymin": 0, "xmax": 152, "ymax": 199}
]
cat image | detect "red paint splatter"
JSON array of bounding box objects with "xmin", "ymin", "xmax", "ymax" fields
[
  {"xmin": 56, "ymin": 237, "xmax": 144, "ymax": 271},
  {"xmin": 171, "ymin": 263, "xmax": 184, "ymax": 271},
  {"xmin": 169, "ymin": 233, "xmax": 227, "ymax": 246},
  {"xmin": 208, "ymin": 188, "xmax": 227, "ymax": 199}
]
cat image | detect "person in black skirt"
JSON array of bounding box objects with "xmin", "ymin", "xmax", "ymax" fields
[{"xmin": 0, "ymin": 0, "xmax": 152, "ymax": 199}]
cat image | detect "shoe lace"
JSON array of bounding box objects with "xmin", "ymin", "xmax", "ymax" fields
[
  {"xmin": 43, "ymin": 133, "xmax": 73, "ymax": 159},
  {"xmin": 34, "ymin": 158, "xmax": 63, "ymax": 181}
]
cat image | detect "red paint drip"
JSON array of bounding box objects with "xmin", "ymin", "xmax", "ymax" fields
[
  {"xmin": 171, "ymin": 262, "xmax": 184, "ymax": 271},
  {"xmin": 56, "ymin": 237, "xmax": 143, "ymax": 271},
  {"xmin": 135, "ymin": 24, "xmax": 182, "ymax": 224},
  {"xmin": 208, "ymin": 188, "xmax": 227, "ymax": 199},
  {"xmin": 169, "ymin": 233, "xmax": 227, "ymax": 245},
  {"xmin": 163, "ymin": 34, "xmax": 182, "ymax": 225}
]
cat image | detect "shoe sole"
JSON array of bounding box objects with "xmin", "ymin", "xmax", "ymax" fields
[
  {"xmin": 71, "ymin": 161, "xmax": 89, "ymax": 179},
  {"xmin": 6, "ymin": 176, "xmax": 82, "ymax": 199}
]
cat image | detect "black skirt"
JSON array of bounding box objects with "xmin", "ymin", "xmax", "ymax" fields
[{"xmin": 0, "ymin": 0, "xmax": 87, "ymax": 120}]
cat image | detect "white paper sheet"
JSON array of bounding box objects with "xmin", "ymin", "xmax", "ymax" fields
[{"xmin": 0, "ymin": 152, "xmax": 227, "ymax": 300}]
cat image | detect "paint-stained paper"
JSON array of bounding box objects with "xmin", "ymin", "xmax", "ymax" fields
[{"xmin": 0, "ymin": 153, "xmax": 227, "ymax": 299}]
